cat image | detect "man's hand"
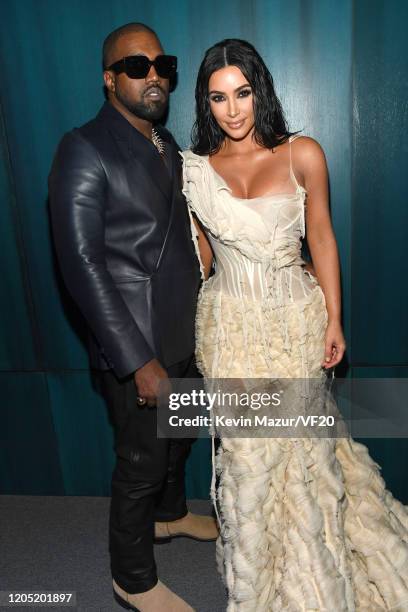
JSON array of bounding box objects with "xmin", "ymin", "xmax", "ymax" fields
[{"xmin": 134, "ymin": 358, "xmax": 168, "ymax": 407}]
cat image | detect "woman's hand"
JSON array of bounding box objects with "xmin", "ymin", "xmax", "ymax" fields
[{"xmin": 322, "ymin": 320, "xmax": 346, "ymax": 369}]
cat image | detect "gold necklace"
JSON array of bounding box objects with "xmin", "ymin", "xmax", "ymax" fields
[{"xmin": 151, "ymin": 128, "xmax": 165, "ymax": 156}]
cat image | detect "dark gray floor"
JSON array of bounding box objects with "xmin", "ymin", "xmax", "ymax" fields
[{"xmin": 0, "ymin": 496, "xmax": 227, "ymax": 611}]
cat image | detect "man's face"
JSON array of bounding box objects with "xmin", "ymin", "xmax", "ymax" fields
[{"xmin": 104, "ymin": 31, "xmax": 170, "ymax": 122}]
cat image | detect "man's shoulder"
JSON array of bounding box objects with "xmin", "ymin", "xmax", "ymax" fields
[
  {"xmin": 76, "ymin": 116, "xmax": 100, "ymax": 137},
  {"xmin": 55, "ymin": 109, "xmax": 111, "ymax": 158},
  {"xmin": 75, "ymin": 110, "xmax": 108, "ymax": 145}
]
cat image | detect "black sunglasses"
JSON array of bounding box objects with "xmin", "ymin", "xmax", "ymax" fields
[{"xmin": 107, "ymin": 54, "xmax": 177, "ymax": 79}]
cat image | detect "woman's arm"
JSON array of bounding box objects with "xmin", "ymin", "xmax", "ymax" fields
[
  {"xmin": 193, "ymin": 216, "xmax": 213, "ymax": 280},
  {"xmin": 294, "ymin": 137, "xmax": 346, "ymax": 368}
]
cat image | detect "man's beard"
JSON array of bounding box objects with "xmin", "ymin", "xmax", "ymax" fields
[{"xmin": 115, "ymin": 86, "xmax": 168, "ymax": 122}]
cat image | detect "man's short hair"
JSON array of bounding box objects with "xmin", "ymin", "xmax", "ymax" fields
[{"xmin": 102, "ymin": 22, "xmax": 158, "ymax": 70}]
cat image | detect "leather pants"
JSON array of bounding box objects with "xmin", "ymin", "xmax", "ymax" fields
[{"xmin": 98, "ymin": 355, "xmax": 198, "ymax": 594}]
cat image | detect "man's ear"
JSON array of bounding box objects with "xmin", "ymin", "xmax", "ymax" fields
[{"xmin": 103, "ymin": 70, "xmax": 116, "ymax": 94}]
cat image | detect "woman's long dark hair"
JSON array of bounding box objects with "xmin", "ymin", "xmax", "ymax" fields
[{"xmin": 191, "ymin": 39, "xmax": 298, "ymax": 155}]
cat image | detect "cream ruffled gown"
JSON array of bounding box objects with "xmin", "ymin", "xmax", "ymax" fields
[{"xmin": 180, "ymin": 138, "xmax": 408, "ymax": 612}]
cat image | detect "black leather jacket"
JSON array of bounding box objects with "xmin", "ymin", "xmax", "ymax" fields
[{"xmin": 49, "ymin": 102, "xmax": 200, "ymax": 379}]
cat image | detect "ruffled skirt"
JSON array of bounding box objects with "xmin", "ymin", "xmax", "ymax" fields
[{"xmin": 195, "ymin": 285, "xmax": 408, "ymax": 611}]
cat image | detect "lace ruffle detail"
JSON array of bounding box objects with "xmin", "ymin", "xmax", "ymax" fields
[
  {"xmin": 196, "ymin": 286, "xmax": 408, "ymax": 611},
  {"xmin": 216, "ymin": 434, "xmax": 408, "ymax": 611},
  {"xmin": 195, "ymin": 282, "xmax": 327, "ymax": 380}
]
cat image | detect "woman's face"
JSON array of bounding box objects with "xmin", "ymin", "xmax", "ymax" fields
[{"xmin": 208, "ymin": 65, "xmax": 254, "ymax": 141}]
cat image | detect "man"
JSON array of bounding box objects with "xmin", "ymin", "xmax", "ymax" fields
[{"xmin": 49, "ymin": 22, "xmax": 218, "ymax": 612}]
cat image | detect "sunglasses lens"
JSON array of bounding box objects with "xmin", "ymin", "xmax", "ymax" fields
[
  {"xmin": 121, "ymin": 55, "xmax": 178, "ymax": 79},
  {"xmin": 125, "ymin": 56, "xmax": 150, "ymax": 78},
  {"xmin": 155, "ymin": 55, "xmax": 177, "ymax": 78}
]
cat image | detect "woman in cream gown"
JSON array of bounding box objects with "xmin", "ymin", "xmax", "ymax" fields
[{"xmin": 181, "ymin": 39, "xmax": 408, "ymax": 611}]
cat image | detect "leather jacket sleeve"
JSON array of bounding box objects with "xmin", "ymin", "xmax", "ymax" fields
[{"xmin": 48, "ymin": 130, "xmax": 155, "ymax": 378}]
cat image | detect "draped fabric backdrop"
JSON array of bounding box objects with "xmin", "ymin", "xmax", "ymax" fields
[{"xmin": 0, "ymin": 0, "xmax": 407, "ymax": 499}]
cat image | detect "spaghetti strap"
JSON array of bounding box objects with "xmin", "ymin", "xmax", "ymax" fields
[{"xmin": 288, "ymin": 135, "xmax": 302, "ymax": 192}]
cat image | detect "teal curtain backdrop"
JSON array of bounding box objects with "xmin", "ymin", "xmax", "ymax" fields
[{"xmin": 0, "ymin": 0, "xmax": 407, "ymax": 499}]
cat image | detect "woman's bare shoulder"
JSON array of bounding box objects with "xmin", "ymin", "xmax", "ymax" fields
[
  {"xmin": 292, "ymin": 135, "xmax": 325, "ymax": 154},
  {"xmin": 291, "ymin": 136, "xmax": 327, "ymax": 172}
]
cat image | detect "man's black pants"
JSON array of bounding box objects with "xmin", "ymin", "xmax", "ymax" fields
[{"xmin": 98, "ymin": 355, "xmax": 197, "ymax": 594}]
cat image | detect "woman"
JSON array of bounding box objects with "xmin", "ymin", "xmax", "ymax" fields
[{"xmin": 181, "ymin": 39, "xmax": 408, "ymax": 611}]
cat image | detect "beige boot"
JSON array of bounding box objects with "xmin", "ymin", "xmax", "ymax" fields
[
  {"xmin": 155, "ymin": 511, "xmax": 219, "ymax": 542},
  {"xmin": 113, "ymin": 578, "xmax": 195, "ymax": 611}
]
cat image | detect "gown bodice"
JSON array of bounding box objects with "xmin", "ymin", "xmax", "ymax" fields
[{"xmin": 180, "ymin": 137, "xmax": 318, "ymax": 307}]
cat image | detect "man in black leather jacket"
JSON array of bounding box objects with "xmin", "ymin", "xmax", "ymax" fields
[{"xmin": 49, "ymin": 22, "xmax": 218, "ymax": 612}]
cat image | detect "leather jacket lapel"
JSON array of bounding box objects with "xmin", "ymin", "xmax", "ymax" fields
[
  {"xmin": 97, "ymin": 102, "xmax": 173, "ymax": 201},
  {"xmin": 127, "ymin": 130, "xmax": 173, "ymax": 200},
  {"xmin": 154, "ymin": 141, "xmax": 182, "ymax": 270},
  {"xmin": 95, "ymin": 103, "xmax": 181, "ymax": 263}
]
